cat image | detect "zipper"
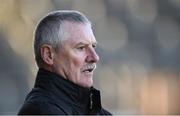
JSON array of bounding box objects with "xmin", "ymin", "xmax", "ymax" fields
[{"xmin": 90, "ymin": 92, "xmax": 93, "ymax": 110}]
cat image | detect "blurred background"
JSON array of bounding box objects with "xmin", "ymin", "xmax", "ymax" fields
[{"xmin": 0, "ymin": 0, "xmax": 180, "ymax": 115}]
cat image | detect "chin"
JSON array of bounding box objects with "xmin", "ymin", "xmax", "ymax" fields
[{"xmin": 82, "ymin": 79, "xmax": 93, "ymax": 88}]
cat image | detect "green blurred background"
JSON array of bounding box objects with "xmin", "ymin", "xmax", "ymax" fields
[{"xmin": 0, "ymin": 0, "xmax": 180, "ymax": 115}]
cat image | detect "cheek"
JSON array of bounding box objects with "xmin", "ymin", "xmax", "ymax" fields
[
  {"xmin": 69, "ymin": 53, "xmax": 85, "ymax": 70},
  {"xmin": 71, "ymin": 56, "xmax": 84, "ymax": 69},
  {"xmin": 62, "ymin": 50, "xmax": 86, "ymax": 71}
]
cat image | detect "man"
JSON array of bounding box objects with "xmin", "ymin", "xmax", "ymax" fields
[{"xmin": 18, "ymin": 10, "xmax": 111, "ymax": 115}]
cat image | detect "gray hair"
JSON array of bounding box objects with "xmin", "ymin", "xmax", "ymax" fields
[{"xmin": 34, "ymin": 10, "xmax": 91, "ymax": 67}]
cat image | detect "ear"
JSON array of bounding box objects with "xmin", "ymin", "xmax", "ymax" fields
[{"xmin": 40, "ymin": 44, "xmax": 55, "ymax": 66}]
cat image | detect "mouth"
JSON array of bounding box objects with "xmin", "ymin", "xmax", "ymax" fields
[
  {"xmin": 83, "ymin": 68, "xmax": 93, "ymax": 73},
  {"xmin": 82, "ymin": 64, "xmax": 96, "ymax": 73}
]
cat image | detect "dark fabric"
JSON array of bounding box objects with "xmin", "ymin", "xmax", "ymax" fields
[{"xmin": 18, "ymin": 68, "xmax": 111, "ymax": 115}]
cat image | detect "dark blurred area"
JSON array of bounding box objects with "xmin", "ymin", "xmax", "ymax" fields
[{"xmin": 0, "ymin": 0, "xmax": 180, "ymax": 114}]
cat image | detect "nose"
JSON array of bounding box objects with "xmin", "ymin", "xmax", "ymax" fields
[{"xmin": 86, "ymin": 48, "xmax": 99, "ymax": 63}]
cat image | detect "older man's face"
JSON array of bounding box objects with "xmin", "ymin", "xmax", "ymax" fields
[{"xmin": 53, "ymin": 22, "xmax": 99, "ymax": 88}]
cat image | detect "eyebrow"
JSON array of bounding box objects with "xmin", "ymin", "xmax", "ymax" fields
[{"xmin": 75, "ymin": 41, "xmax": 97, "ymax": 47}]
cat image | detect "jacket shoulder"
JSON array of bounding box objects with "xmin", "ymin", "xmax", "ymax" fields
[
  {"xmin": 18, "ymin": 101, "xmax": 67, "ymax": 115},
  {"xmin": 18, "ymin": 87, "xmax": 73, "ymax": 115}
]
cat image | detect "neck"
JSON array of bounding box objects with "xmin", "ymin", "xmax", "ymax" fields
[{"xmin": 40, "ymin": 65, "xmax": 68, "ymax": 80}]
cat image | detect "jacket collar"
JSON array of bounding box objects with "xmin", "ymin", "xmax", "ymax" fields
[{"xmin": 34, "ymin": 68, "xmax": 102, "ymax": 111}]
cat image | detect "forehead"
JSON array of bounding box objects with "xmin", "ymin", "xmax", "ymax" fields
[{"xmin": 62, "ymin": 22, "xmax": 97, "ymax": 45}]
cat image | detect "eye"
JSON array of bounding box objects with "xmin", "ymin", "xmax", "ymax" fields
[
  {"xmin": 92, "ymin": 44, "xmax": 97, "ymax": 48},
  {"xmin": 77, "ymin": 46, "xmax": 85, "ymax": 51}
]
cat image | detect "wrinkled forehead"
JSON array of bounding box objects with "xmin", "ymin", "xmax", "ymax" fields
[{"xmin": 62, "ymin": 21, "xmax": 97, "ymax": 44}]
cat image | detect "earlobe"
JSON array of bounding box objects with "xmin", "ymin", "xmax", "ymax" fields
[{"xmin": 40, "ymin": 44, "xmax": 54, "ymax": 65}]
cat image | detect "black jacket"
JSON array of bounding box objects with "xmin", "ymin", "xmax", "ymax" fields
[{"xmin": 18, "ymin": 68, "xmax": 111, "ymax": 115}]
